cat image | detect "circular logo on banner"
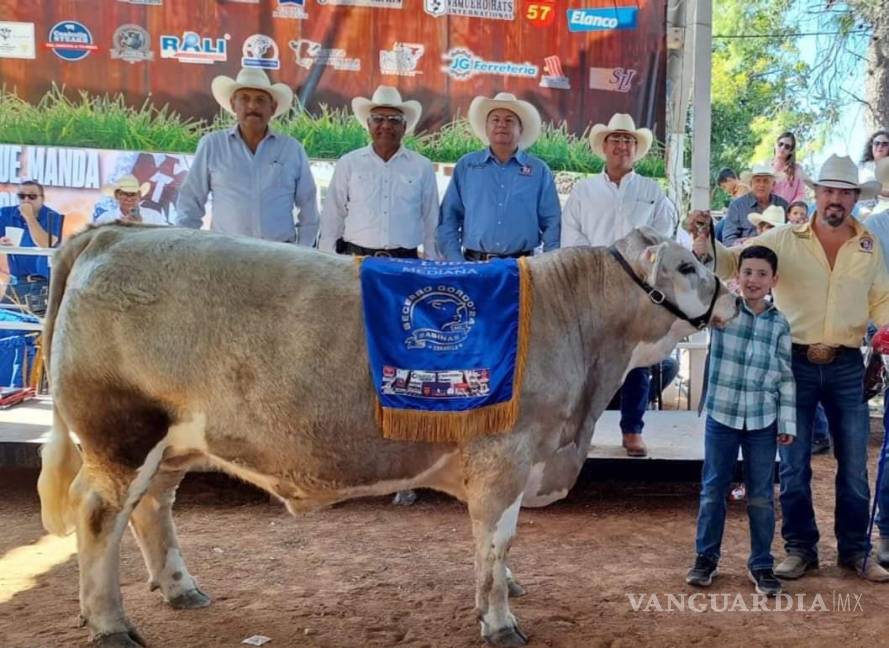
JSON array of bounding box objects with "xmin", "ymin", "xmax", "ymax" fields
[
  {"xmin": 241, "ymin": 34, "xmax": 280, "ymax": 69},
  {"xmin": 403, "ymin": 286, "xmax": 478, "ymax": 351},
  {"xmin": 525, "ymin": 0, "xmax": 556, "ymax": 28},
  {"xmin": 47, "ymin": 21, "xmax": 97, "ymax": 62},
  {"xmin": 111, "ymin": 25, "xmax": 154, "ymax": 63}
]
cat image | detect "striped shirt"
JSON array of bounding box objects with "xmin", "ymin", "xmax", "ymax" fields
[{"xmin": 705, "ymin": 300, "xmax": 796, "ymax": 437}]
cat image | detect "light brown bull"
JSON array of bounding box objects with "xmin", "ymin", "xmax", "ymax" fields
[{"xmin": 37, "ymin": 224, "xmax": 736, "ymax": 647}]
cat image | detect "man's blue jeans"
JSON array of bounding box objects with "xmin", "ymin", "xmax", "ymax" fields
[
  {"xmin": 619, "ymin": 367, "xmax": 651, "ymax": 434},
  {"xmin": 695, "ymin": 416, "xmax": 778, "ymax": 570},
  {"xmin": 780, "ymin": 349, "xmax": 871, "ymax": 562}
]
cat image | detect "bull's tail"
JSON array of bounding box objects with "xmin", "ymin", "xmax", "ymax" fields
[
  {"xmin": 37, "ymin": 410, "xmax": 81, "ymax": 535},
  {"xmin": 38, "ymin": 227, "xmax": 104, "ymax": 536}
]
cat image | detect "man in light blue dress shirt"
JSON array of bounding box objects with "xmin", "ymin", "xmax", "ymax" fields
[
  {"xmin": 437, "ymin": 92, "xmax": 560, "ymax": 261},
  {"xmin": 176, "ymin": 68, "xmax": 320, "ymax": 245}
]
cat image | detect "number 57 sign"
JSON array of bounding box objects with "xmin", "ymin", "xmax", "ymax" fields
[{"xmin": 525, "ymin": 0, "xmax": 556, "ymax": 28}]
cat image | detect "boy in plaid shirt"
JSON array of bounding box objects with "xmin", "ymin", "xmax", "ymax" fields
[{"xmin": 686, "ymin": 245, "xmax": 796, "ymax": 596}]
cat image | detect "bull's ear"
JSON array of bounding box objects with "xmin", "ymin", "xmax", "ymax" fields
[{"xmin": 640, "ymin": 242, "xmax": 668, "ymax": 285}]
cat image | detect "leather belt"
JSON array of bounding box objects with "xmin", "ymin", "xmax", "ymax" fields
[
  {"xmin": 338, "ymin": 240, "xmax": 418, "ymax": 259},
  {"xmin": 792, "ymin": 343, "xmax": 857, "ymax": 365},
  {"xmin": 464, "ymin": 249, "xmax": 532, "ymax": 261}
]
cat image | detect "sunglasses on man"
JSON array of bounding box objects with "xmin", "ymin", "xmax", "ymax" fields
[
  {"xmin": 17, "ymin": 192, "xmax": 41, "ymax": 200},
  {"xmin": 605, "ymin": 134, "xmax": 637, "ymax": 145},
  {"xmin": 368, "ymin": 114, "xmax": 406, "ymax": 126}
]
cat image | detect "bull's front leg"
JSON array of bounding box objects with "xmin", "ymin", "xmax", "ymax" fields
[
  {"xmin": 465, "ymin": 445, "xmax": 529, "ymax": 648},
  {"xmin": 129, "ymin": 467, "xmax": 211, "ymax": 610}
]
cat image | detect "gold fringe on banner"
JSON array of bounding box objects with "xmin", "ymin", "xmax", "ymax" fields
[{"xmin": 378, "ymin": 257, "xmax": 534, "ymax": 443}]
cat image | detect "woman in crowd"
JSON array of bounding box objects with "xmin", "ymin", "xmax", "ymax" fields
[{"xmin": 771, "ymin": 131, "xmax": 806, "ymax": 204}]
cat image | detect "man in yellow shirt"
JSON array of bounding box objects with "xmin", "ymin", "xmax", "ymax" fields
[{"xmin": 687, "ymin": 154, "xmax": 889, "ymax": 582}]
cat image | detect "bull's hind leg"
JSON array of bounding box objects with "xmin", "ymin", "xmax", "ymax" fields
[
  {"xmin": 129, "ymin": 467, "xmax": 210, "ymax": 609},
  {"xmin": 75, "ymin": 443, "xmax": 169, "ymax": 647},
  {"xmin": 465, "ymin": 453, "xmax": 529, "ymax": 647}
]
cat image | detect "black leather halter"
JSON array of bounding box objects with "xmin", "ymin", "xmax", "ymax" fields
[{"xmin": 608, "ymin": 246, "xmax": 721, "ymax": 330}]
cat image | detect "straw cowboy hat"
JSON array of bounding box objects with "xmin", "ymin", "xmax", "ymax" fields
[
  {"xmin": 102, "ymin": 174, "xmax": 149, "ymax": 197},
  {"xmin": 589, "ymin": 113, "xmax": 653, "ymax": 162},
  {"xmin": 467, "ymin": 92, "xmax": 542, "ymax": 150},
  {"xmin": 805, "ymin": 154, "xmax": 881, "ymax": 200},
  {"xmin": 352, "ymin": 85, "xmax": 422, "ymax": 135},
  {"xmin": 211, "ymin": 68, "xmax": 294, "ymax": 119},
  {"xmin": 739, "ymin": 163, "xmax": 777, "ymax": 185},
  {"xmin": 748, "ymin": 204, "xmax": 786, "ymax": 229}
]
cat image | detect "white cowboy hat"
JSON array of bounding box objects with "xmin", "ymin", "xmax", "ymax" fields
[
  {"xmin": 352, "ymin": 85, "xmax": 422, "ymax": 135},
  {"xmin": 211, "ymin": 68, "xmax": 294, "ymax": 119},
  {"xmin": 102, "ymin": 174, "xmax": 149, "ymax": 197},
  {"xmin": 588, "ymin": 113, "xmax": 653, "ymax": 162},
  {"xmin": 739, "ymin": 163, "xmax": 777, "ymax": 185},
  {"xmin": 748, "ymin": 204, "xmax": 786, "ymax": 229},
  {"xmin": 805, "ymin": 154, "xmax": 881, "ymax": 199},
  {"xmin": 467, "ymin": 92, "xmax": 542, "ymax": 150}
]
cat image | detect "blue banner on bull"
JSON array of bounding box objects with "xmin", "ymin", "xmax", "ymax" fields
[{"xmin": 359, "ymin": 257, "xmax": 532, "ymax": 443}]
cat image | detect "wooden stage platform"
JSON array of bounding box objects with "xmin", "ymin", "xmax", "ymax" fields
[{"xmin": 0, "ymin": 400, "xmax": 711, "ymax": 479}]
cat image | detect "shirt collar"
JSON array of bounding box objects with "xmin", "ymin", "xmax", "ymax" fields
[
  {"xmin": 482, "ymin": 147, "xmax": 525, "ymax": 165},
  {"xmin": 739, "ymin": 299, "xmax": 776, "ymax": 318},
  {"xmin": 600, "ymin": 169, "xmax": 636, "ymax": 187},
  {"xmin": 365, "ymin": 144, "xmax": 409, "ymax": 162},
  {"xmin": 228, "ymin": 125, "xmax": 276, "ymax": 142}
]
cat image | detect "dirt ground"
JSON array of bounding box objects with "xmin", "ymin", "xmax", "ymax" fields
[{"xmin": 2, "ymin": 430, "xmax": 889, "ymax": 648}]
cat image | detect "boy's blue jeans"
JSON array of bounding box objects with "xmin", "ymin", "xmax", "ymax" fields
[
  {"xmin": 780, "ymin": 349, "xmax": 871, "ymax": 562},
  {"xmin": 695, "ymin": 416, "xmax": 778, "ymax": 570},
  {"xmin": 875, "ymin": 388, "xmax": 889, "ymax": 538}
]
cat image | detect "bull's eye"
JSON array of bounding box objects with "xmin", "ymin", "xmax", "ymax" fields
[{"xmin": 677, "ymin": 262, "xmax": 696, "ymax": 275}]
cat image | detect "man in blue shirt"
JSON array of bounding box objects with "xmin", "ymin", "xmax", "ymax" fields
[
  {"xmin": 437, "ymin": 92, "xmax": 560, "ymax": 261},
  {"xmin": 0, "ymin": 180, "xmax": 64, "ymax": 282},
  {"xmin": 721, "ymin": 164, "xmax": 789, "ymax": 247},
  {"xmin": 176, "ymin": 68, "xmax": 319, "ymax": 245}
]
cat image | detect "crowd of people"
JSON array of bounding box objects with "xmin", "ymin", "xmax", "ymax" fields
[{"xmin": 5, "ymin": 67, "xmax": 889, "ymax": 598}]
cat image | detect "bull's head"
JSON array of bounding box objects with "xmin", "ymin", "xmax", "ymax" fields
[{"xmin": 616, "ymin": 227, "xmax": 738, "ymax": 333}]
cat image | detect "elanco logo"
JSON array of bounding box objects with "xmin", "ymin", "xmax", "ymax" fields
[{"xmin": 567, "ymin": 7, "xmax": 638, "ymax": 32}]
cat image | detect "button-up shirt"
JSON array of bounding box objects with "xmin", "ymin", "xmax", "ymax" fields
[
  {"xmin": 712, "ymin": 218, "xmax": 889, "ymax": 347},
  {"xmin": 705, "ymin": 300, "xmax": 796, "ymax": 437},
  {"xmin": 560, "ymin": 171, "xmax": 676, "ymax": 247},
  {"xmin": 437, "ymin": 148, "xmax": 561, "ymax": 261},
  {"xmin": 175, "ymin": 126, "xmax": 319, "ymax": 245},
  {"xmin": 721, "ymin": 192, "xmax": 789, "ymax": 247},
  {"xmin": 0, "ymin": 205, "xmax": 64, "ymax": 278},
  {"xmin": 319, "ymin": 145, "xmax": 439, "ymax": 257}
]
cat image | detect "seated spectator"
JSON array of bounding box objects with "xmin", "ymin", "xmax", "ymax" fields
[
  {"xmin": 0, "ymin": 180, "xmax": 64, "ymax": 313},
  {"xmin": 786, "ymin": 201, "xmax": 810, "ymax": 225},
  {"xmin": 722, "ymin": 165, "xmax": 789, "ymax": 247},
  {"xmin": 748, "ymin": 204, "xmax": 786, "ymax": 235},
  {"xmin": 95, "ymin": 175, "xmax": 167, "ymax": 225},
  {"xmin": 717, "ymin": 168, "xmax": 750, "ymax": 203}
]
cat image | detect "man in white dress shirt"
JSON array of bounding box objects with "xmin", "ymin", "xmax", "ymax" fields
[
  {"xmin": 95, "ymin": 175, "xmax": 167, "ymax": 225},
  {"xmin": 561, "ymin": 113, "xmax": 677, "ymax": 457},
  {"xmin": 319, "ymin": 85, "xmax": 439, "ymax": 259}
]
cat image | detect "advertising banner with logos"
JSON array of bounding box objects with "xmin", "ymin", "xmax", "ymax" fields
[{"xmin": 0, "ymin": 0, "xmax": 666, "ymax": 138}]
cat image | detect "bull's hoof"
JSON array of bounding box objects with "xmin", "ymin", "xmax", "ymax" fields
[
  {"xmin": 484, "ymin": 625, "xmax": 529, "ymax": 647},
  {"xmin": 93, "ymin": 630, "xmax": 146, "ymax": 648},
  {"xmin": 168, "ymin": 587, "xmax": 211, "ymax": 609},
  {"xmin": 506, "ymin": 578, "xmax": 527, "ymax": 598}
]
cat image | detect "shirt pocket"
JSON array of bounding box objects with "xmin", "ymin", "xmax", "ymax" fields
[
  {"xmin": 347, "ymin": 171, "xmax": 378, "ymax": 206},
  {"xmin": 396, "ymin": 171, "xmax": 423, "ymax": 211},
  {"xmin": 262, "ymin": 160, "xmax": 297, "ymax": 199},
  {"xmin": 631, "ymin": 197, "xmax": 657, "ymax": 226}
]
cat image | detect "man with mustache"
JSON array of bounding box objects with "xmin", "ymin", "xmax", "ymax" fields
[
  {"xmin": 437, "ymin": 92, "xmax": 560, "ymax": 262},
  {"xmin": 688, "ymin": 155, "xmax": 889, "ymax": 582},
  {"xmin": 176, "ymin": 68, "xmax": 319, "ymax": 245}
]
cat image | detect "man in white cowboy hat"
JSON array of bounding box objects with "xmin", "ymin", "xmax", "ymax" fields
[
  {"xmin": 176, "ymin": 68, "xmax": 319, "ymax": 245},
  {"xmin": 748, "ymin": 204, "xmax": 786, "ymax": 235},
  {"xmin": 95, "ymin": 175, "xmax": 166, "ymax": 225},
  {"xmin": 687, "ymin": 154, "xmax": 889, "ymax": 582},
  {"xmin": 721, "ymin": 163, "xmax": 789, "ymax": 247},
  {"xmin": 437, "ymin": 92, "xmax": 560, "ymax": 262},
  {"xmin": 560, "ymin": 113, "xmax": 677, "ymax": 457},
  {"xmin": 319, "ymin": 85, "xmax": 439, "ymax": 259}
]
